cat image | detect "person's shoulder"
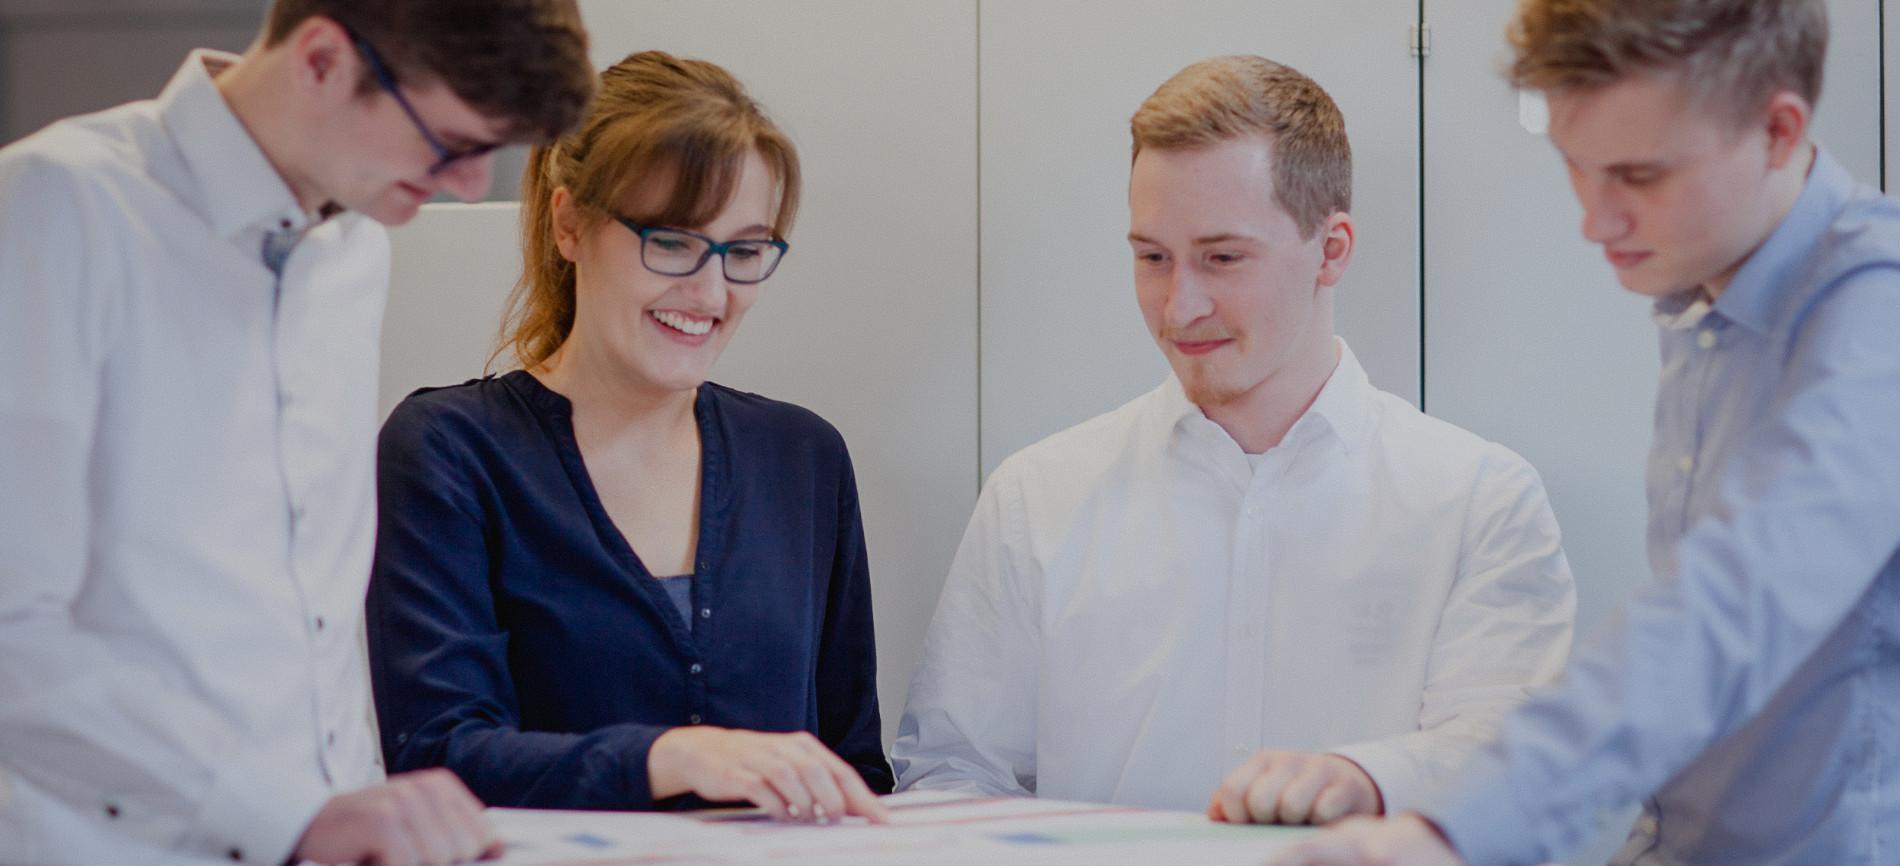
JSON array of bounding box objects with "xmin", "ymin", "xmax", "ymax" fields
[
  {"xmin": 0, "ymin": 102, "xmax": 162, "ymax": 200},
  {"xmin": 382, "ymin": 374, "xmax": 533, "ymax": 451},
  {"xmin": 1815, "ymin": 187, "xmax": 1900, "ymax": 286},
  {"xmin": 1363, "ymin": 387, "xmax": 1539, "ymax": 485},
  {"xmin": 703, "ymin": 381, "xmax": 848, "ymax": 454}
]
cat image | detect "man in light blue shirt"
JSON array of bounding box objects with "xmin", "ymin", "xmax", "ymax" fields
[{"xmin": 1273, "ymin": 1, "xmax": 1900, "ymax": 864}]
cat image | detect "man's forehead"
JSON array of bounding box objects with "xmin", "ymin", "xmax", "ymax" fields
[{"xmin": 1546, "ymin": 78, "xmax": 1713, "ymax": 165}]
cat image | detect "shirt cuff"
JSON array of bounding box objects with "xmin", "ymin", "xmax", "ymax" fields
[
  {"xmin": 184, "ymin": 750, "xmax": 333, "ymax": 866},
  {"xmin": 1416, "ymin": 749, "xmax": 1544, "ymax": 866},
  {"xmin": 1328, "ymin": 739, "xmax": 1426, "ymax": 816}
]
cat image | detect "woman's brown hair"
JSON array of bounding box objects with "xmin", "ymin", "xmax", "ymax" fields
[{"xmin": 497, "ymin": 51, "xmax": 802, "ymax": 371}]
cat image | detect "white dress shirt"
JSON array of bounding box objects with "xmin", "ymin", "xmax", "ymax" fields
[
  {"xmin": 893, "ymin": 341, "xmax": 1575, "ymax": 815},
  {"xmin": 0, "ymin": 52, "xmax": 387, "ymax": 865}
]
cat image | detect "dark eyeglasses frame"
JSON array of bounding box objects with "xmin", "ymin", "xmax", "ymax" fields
[
  {"xmin": 349, "ymin": 30, "xmax": 501, "ymax": 177},
  {"xmin": 615, "ymin": 218, "xmax": 791, "ymax": 285}
]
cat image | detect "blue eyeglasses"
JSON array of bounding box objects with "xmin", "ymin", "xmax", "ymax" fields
[
  {"xmin": 616, "ymin": 219, "xmax": 790, "ymax": 284},
  {"xmin": 350, "ymin": 31, "xmax": 501, "ymax": 176}
]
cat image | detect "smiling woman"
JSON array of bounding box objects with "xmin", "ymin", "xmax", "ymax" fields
[{"xmin": 365, "ymin": 50, "xmax": 893, "ymax": 824}]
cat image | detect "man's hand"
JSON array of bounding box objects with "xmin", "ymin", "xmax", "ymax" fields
[
  {"xmin": 1265, "ymin": 812, "xmax": 1464, "ymax": 866},
  {"xmin": 1209, "ymin": 751, "xmax": 1383, "ymax": 825},
  {"xmin": 648, "ymin": 727, "xmax": 890, "ymax": 824},
  {"xmin": 293, "ymin": 768, "xmax": 501, "ymax": 866}
]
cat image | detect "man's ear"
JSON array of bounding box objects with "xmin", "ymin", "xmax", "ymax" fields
[
  {"xmin": 1761, "ymin": 90, "xmax": 1812, "ymax": 170},
  {"xmin": 282, "ymin": 16, "xmax": 360, "ymax": 101},
  {"xmin": 1315, "ymin": 211, "xmax": 1355, "ymax": 290}
]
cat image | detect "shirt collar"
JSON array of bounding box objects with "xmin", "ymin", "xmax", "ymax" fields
[
  {"xmin": 1658, "ymin": 146, "xmax": 1854, "ymax": 337},
  {"xmin": 156, "ymin": 50, "xmax": 312, "ymax": 240},
  {"xmin": 1157, "ymin": 337, "xmax": 1376, "ymax": 457}
]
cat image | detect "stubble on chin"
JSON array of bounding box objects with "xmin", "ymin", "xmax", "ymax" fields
[{"xmin": 1177, "ymin": 362, "xmax": 1244, "ymax": 407}]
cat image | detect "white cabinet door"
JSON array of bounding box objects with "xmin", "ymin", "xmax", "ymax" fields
[
  {"xmin": 978, "ymin": 0, "xmax": 1424, "ymax": 475},
  {"xmin": 385, "ymin": 0, "xmax": 980, "ymax": 745}
]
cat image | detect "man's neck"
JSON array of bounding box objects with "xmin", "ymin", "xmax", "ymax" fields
[
  {"xmin": 1198, "ymin": 338, "xmax": 1342, "ymax": 455},
  {"xmin": 212, "ymin": 53, "xmax": 329, "ymax": 217},
  {"xmin": 1702, "ymin": 141, "xmax": 1817, "ymax": 301}
]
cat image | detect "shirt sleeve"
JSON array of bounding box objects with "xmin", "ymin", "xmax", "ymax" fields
[
  {"xmin": 1425, "ymin": 270, "xmax": 1900, "ymax": 865},
  {"xmin": 1331, "ymin": 444, "xmax": 1576, "ymax": 815},
  {"xmin": 0, "ymin": 150, "xmax": 331, "ymax": 865},
  {"xmin": 368, "ymin": 402, "xmax": 669, "ymax": 809},
  {"xmin": 890, "ymin": 464, "xmax": 1041, "ymax": 796},
  {"xmin": 813, "ymin": 447, "xmax": 894, "ymax": 793}
]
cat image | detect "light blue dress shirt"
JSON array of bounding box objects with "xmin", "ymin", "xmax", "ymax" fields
[{"xmin": 1427, "ymin": 148, "xmax": 1900, "ymax": 865}]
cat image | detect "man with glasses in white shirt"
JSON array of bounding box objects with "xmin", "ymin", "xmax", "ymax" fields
[
  {"xmin": 0, "ymin": 2, "xmax": 592, "ymax": 863},
  {"xmin": 893, "ymin": 55, "xmax": 1577, "ymax": 828}
]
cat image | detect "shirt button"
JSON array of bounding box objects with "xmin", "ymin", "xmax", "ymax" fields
[
  {"xmin": 227, "ymin": 848, "xmax": 244, "ymax": 862},
  {"xmin": 699, "ymin": 608, "xmax": 712, "ymax": 619},
  {"xmin": 689, "ymin": 714, "xmax": 703, "ymax": 724},
  {"xmin": 104, "ymin": 803, "xmax": 121, "ymax": 819},
  {"xmin": 314, "ymin": 616, "xmax": 326, "ymax": 631},
  {"xmin": 1696, "ymin": 329, "xmax": 1717, "ymax": 349},
  {"xmin": 689, "ymin": 663, "xmax": 703, "ymax": 675},
  {"xmin": 1678, "ymin": 455, "xmax": 1695, "ymax": 474}
]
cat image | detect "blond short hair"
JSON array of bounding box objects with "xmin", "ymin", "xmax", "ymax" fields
[
  {"xmin": 1130, "ymin": 55, "xmax": 1351, "ymax": 239},
  {"xmin": 1508, "ymin": 0, "xmax": 1827, "ymax": 123}
]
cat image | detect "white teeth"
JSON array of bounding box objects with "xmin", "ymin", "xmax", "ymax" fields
[{"xmin": 651, "ymin": 310, "xmax": 714, "ymax": 336}]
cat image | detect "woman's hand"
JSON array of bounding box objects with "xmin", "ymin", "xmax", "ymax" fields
[{"xmin": 648, "ymin": 726, "xmax": 891, "ymax": 824}]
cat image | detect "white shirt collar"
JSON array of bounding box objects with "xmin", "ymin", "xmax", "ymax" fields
[
  {"xmin": 155, "ymin": 50, "xmax": 312, "ymax": 240},
  {"xmin": 1153, "ymin": 337, "xmax": 1376, "ymax": 459}
]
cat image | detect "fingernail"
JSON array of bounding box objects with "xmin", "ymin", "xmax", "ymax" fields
[
  {"xmin": 787, "ymin": 804, "xmax": 801, "ymax": 818},
  {"xmin": 814, "ymin": 804, "xmax": 829, "ymax": 823}
]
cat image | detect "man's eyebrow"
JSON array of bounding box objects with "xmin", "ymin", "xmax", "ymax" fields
[{"xmin": 1192, "ymin": 232, "xmax": 1259, "ymax": 245}]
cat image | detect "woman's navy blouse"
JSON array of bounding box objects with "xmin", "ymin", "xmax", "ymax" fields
[{"xmin": 367, "ymin": 371, "xmax": 890, "ymax": 809}]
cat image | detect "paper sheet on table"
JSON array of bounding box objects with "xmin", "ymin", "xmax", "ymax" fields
[{"xmin": 487, "ymin": 790, "xmax": 1314, "ymax": 864}]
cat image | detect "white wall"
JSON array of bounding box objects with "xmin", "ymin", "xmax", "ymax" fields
[{"xmin": 0, "ymin": 0, "xmax": 259, "ymax": 143}]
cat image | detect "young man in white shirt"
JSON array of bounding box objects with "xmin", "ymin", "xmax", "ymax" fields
[
  {"xmin": 0, "ymin": 2, "xmax": 593, "ymax": 864},
  {"xmin": 892, "ymin": 55, "xmax": 1577, "ymax": 826}
]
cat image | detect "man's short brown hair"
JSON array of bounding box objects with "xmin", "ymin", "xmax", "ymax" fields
[
  {"xmin": 264, "ymin": 0, "xmax": 595, "ymax": 143},
  {"xmin": 1508, "ymin": 0, "xmax": 1827, "ymax": 124},
  {"xmin": 1130, "ymin": 55, "xmax": 1351, "ymax": 240}
]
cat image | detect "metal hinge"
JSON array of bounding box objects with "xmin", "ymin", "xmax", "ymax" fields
[{"xmin": 1409, "ymin": 23, "xmax": 1431, "ymax": 58}]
